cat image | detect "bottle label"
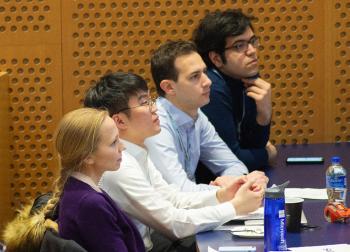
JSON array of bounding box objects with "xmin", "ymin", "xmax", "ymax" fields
[
  {"xmin": 278, "ymin": 210, "xmax": 285, "ymax": 218},
  {"xmin": 278, "ymin": 215, "xmax": 287, "ymax": 250},
  {"xmin": 326, "ymin": 175, "xmax": 346, "ymax": 188}
]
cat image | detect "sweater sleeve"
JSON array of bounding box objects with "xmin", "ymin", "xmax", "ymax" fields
[{"xmin": 240, "ymin": 96, "xmax": 270, "ymax": 148}]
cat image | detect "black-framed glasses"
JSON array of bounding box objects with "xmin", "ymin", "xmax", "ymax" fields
[
  {"xmin": 224, "ymin": 36, "xmax": 260, "ymax": 53},
  {"xmin": 117, "ymin": 97, "xmax": 156, "ymax": 113}
]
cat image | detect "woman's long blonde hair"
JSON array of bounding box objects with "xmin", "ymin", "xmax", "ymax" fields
[
  {"xmin": 45, "ymin": 107, "xmax": 108, "ymax": 214},
  {"xmin": 3, "ymin": 108, "xmax": 108, "ymax": 252}
]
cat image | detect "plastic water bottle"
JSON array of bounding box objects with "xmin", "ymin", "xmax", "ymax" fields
[
  {"xmin": 264, "ymin": 181, "xmax": 289, "ymax": 252},
  {"xmin": 326, "ymin": 156, "xmax": 347, "ymax": 205}
]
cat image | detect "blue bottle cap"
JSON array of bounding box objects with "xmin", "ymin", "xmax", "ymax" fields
[{"xmin": 331, "ymin": 156, "xmax": 341, "ymax": 164}]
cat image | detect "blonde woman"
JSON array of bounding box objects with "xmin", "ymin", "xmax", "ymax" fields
[
  {"xmin": 52, "ymin": 108, "xmax": 145, "ymax": 251},
  {"xmin": 3, "ymin": 108, "xmax": 145, "ymax": 252}
]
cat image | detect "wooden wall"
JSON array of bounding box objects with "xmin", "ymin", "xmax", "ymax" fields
[
  {"xmin": 0, "ymin": 0, "xmax": 349, "ymax": 226},
  {"xmin": 0, "ymin": 72, "xmax": 11, "ymax": 231},
  {"xmin": 0, "ymin": 0, "xmax": 62, "ymax": 223}
]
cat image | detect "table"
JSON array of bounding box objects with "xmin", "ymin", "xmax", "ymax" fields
[{"xmin": 196, "ymin": 142, "xmax": 350, "ymax": 251}]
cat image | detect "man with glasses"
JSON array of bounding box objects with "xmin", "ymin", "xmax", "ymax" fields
[
  {"xmin": 193, "ymin": 9, "xmax": 277, "ymax": 173},
  {"xmin": 84, "ymin": 72, "xmax": 264, "ymax": 252}
]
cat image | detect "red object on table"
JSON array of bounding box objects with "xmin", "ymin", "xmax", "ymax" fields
[{"xmin": 324, "ymin": 202, "xmax": 350, "ymax": 223}]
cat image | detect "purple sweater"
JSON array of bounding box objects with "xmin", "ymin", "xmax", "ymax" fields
[{"xmin": 59, "ymin": 177, "xmax": 145, "ymax": 252}]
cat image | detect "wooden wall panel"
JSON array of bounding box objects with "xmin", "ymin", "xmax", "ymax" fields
[
  {"xmin": 325, "ymin": 0, "xmax": 350, "ymax": 142},
  {"xmin": 249, "ymin": 2, "xmax": 326, "ymax": 144},
  {"xmin": 0, "ymin": 46, "xmax": 62, "ymax": 212},
  {"xmin": 0, "ymin": 0, "xmax": 62, "ymax": 216},
  {"xmin": 0, "ymin": 72, "xmax": 11, "ymax": 231},
  {"xmin": 0, "ymin": 0, "xmax": 61, "ymax": 45},
  {"xmin": 61, "ymin": 0, "xmax": 174, "ymax": 112}
]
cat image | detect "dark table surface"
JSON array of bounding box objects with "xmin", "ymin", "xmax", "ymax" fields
[{"xmin": 196, "ymin": 142, "xmax": 350, "ymax": 252}]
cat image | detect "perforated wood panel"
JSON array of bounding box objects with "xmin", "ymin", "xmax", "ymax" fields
[
  {"xmin": 0, "ymin": 72, "xmax": 12, "ymax": 230},
  {"xmin": 255, "ymin": 1, "xmax": 326, "ymax": 144},
  {"xmin": 0, "ymin": 0, "xmax": 349, "ymax": 225},
  {"xmin": 0, "ymin": 1, "xmax": 61, "ymax": 45},
  {"xmin": 326, "ymin": 1, "xmax": 350, "ymax": 142},
  {"xmin": 61, "ymin": 0, "xmax": 186, "ymax": 111},
  {"xmin": 0, "ymin": 0, "xmax": 62, "ymax": 210}
]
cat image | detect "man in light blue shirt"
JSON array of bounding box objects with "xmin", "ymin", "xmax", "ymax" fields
[{"xmin": 145, "ymin": 40, "xmax": 267, "ymax": 192}]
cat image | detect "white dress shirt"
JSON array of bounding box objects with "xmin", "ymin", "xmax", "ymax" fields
[
  {"xmin": 100, "ymin": 140, "xmax": 236, "ymax": 251},
  {"xmin": 144, "ymin": 97, "xmax": 248, "ymax": 192}
]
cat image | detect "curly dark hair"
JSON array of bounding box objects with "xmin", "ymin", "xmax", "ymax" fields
[{"xmin": 192, "ymin": 9, "xmax": 255, "ymax": 68}]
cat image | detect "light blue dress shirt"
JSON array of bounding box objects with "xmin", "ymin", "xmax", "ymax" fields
[{"xmin": 144, "ymin": 97, "xmax": 248, "ymax": 192}]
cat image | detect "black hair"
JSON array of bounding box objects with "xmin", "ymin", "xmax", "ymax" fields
[
  {"xmin": 84, "ymin": 72, "xmax": 148, "ymax": 116},
  {"xmin": 192, "ymin": 9, "xmax": 255, "ymax": 68}
]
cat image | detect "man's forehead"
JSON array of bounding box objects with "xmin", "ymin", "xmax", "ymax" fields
[
  {"xmin": 128, "ymin": 91, "xmax": 148, "ymax": 104},
  {"xmin": 135, "ymin": 91, "xmax": 149, "ymax": 99},
  {"xmin": 174, "ymin": 52, "xmax": 206, "ymax": 74},
  {"xmin": 227, "ymin": 28, "xmax": 255, "ymax": 43}
]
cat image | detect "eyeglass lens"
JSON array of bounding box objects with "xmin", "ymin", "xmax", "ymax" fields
[{"xmin": 226, "ymin": 37, "xmax": 259, "ymax": 53}]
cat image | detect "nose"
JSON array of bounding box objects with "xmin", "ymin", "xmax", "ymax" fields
[
  {"xmin": 118, "ymin": 142, "xmax": 125, "ymax": 152},
  {"xmin": 202, "ymin": 72, "xmax": 212, "ymax": 88},
  {"xmin": 150, "ymin": 100, "xmax": 158, "ymax": 113},
  {"xmin": 246, "ymin": 43, "xmax": 257, "ymax": 56}
]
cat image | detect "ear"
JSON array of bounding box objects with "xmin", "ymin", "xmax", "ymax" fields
[
  {"xmin": 159, "ymin": 80, "xmax": 176, "ymax": 96},
  {"xmin": 209, "ymin": 51, "xmax": 224, "ymax": 68},
  {"xmin": 112, "ymin": 113, "xmax": 128, "ymax": 130},
  {"xmin": 83, "ymin": 155, "xmax": 95, "ymax": 166}
]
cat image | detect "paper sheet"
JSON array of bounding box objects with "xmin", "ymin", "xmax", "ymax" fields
[
  {"xmin": 215, "ymin": 207, "xmax": 307, "ymax": 231},
  {"xmin": 208, "ymin": 246, "xmax": 257, "ymax": 252},
  {"xmin": 289, "ymin": 243, "xmax": 350, "ymax": 251},
  {"xmin": 285, "ymin": 188, "xmax": 328, "ymax": 199},
  {"xmin": 208, "ymin": 246, "xmax": 218, "ymax": 252},
  {"xmin": 209, "ymin": 244, "xmax": 350, "ymax": 252}
]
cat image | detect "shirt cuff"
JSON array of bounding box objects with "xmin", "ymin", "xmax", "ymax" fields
[
  {"xmin": 197, "ymin": 190, "xmax": 220, "ymax": 206},
  {"xmin": 217, "ymin": 201, "xmax": 237, "ymax": 221}
]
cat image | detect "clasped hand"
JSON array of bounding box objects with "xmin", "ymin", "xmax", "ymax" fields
[
  {"xmin": 214, "ymin": 171, "xmax": 267, "ymax": 215},
  {"xmin": 211, "ymin": 170, "xmax": 268, "ymax": 190}
]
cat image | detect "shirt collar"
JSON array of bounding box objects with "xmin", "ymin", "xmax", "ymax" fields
[
  {"xmin": 158, "ymin": 97, "xmax": 196, "ymax": 129},
  {"xmin": 121, "ymin": 139, "xmax": 148, "ymax": 163},
  {"xmin": 71, "ymin": 172, "xmax": 102, "ymax": 193},
  {"xmin": 209, "ymin": 68, "xmax": 253, "ymax": 91}
]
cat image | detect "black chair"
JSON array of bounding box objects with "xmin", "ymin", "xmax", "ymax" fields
[{"xmin": 40, "ymin": 229, "xmax": 87, "ymax": 252}]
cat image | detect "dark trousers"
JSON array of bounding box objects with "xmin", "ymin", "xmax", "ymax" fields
[
  {"xmin": 150, "ymin": 231, "xmax": 197, "ymax": 252},
  {"xmin": 195, "ymin": 161, "xmax": 216, "ymax": 184}
]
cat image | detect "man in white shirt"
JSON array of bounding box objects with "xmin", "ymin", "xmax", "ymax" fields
[
  {"xmin": 84, "ymin": 72, "xmax": 265, "ymax": 252},
  {"xmin": 145, "ymin": 40, "xmax": 267, "ymax": 191}
]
